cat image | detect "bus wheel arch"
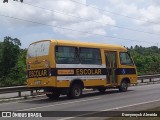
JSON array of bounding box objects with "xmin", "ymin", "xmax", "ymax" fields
[
  {"xmin": 119, "ymin": 77, "xmax": 130, "ymax": 92},
  {"xmin": 68, "ymin": 79, "xmax": 84, "ymax": 99}
]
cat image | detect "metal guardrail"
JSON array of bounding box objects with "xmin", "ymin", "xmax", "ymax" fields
[
  {"xmin": 138, "ymin": 74, "xmax": 160, "ymax": 83},
  {"xmin": 0, "ymin": 74, "xmax": 159, "ymax": 98},
  {"xmin": 0, "ymin": 86, "xmax": 33, "ymax": 97}
]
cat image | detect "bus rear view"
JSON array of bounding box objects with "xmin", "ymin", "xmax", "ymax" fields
[{"xmin": 26, "ymin": 40, "xmax": 56, "ymax": 88}]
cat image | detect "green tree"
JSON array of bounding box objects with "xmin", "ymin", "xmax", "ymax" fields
[
  {"xmin": 3, "ymin": 49, "xmax": 27, "ymax": 86},
  {"xmin": 129, "ymin": 45, "xmax": 160, "ymax": 75},
  {"xmin": 0, "ymin": 36, "xmax": 21, "ymax": 76},
  {"xmin": 0, "ymin": 36, "xmax": 24, "ymax": 86}
]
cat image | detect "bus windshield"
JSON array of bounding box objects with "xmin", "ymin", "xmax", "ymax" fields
[{"xmin": 27, "ymin": 41, "xmax": 50, "ymax": 58}]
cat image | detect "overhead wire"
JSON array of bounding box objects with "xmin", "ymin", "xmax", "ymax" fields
[
  {"xmin": 0, "ymin": 13, "xmax": 159, "ymax": 45},
  {"xmin": 68, "ymin": 0, "xmax": 160, "ymax": 26},
  {"xmin": 18, "ymin": 1, "xmax": 160, "ymax": 36}
]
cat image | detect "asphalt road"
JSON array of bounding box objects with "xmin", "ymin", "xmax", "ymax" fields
[
  {"xmin": 0, "ymin": 78, "xmax": 159, "ymax": 99},
  {"xmin": 0, "ymin": 84, "xmax": 160, "ymax": 120}
]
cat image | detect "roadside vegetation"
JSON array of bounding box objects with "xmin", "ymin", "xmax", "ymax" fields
[
  {"xmin": 129, "ymin": 45, "xmax": 160, "ymax": 75},
  {"xmin": 0, "ymin": 36, "xmax": 160, "ymax": 86},
  {"xmin": 0, "ymin": 36, "xmax": 26, "ymax": 86}
]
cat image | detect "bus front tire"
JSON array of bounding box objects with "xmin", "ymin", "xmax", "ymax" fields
[
  {"xmin": 119, "ymin": 80, "xmax": 128, "ymax": 92},
  {"xmin": 68, "ymin": 84, "xmax": 82, "ymax": 99},
  {"xmin": 46, "ymin": 92, "xmax": 60, "ymax": 99}
]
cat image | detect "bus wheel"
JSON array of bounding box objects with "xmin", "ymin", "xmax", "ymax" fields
[
  {"xmin": 68, "ymin": 84, "xmax": 82, "ymax": 99},
  {"xmin": 46, "ymin": 92, "xmax": 60, "ymax": 99},
  {"xmin": 119, "ymin": 80, "xmax": 128, "ymax": 92},
  {"xmin": 98, "ymin": 88, "xmax": 106, "ymax": 93}
]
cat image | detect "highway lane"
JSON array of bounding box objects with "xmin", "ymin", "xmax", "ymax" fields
[
  {"xmin": 0, "ymin": 78, "xmax": 159, "ymax": 99},
  {"xmin": 0, "ymin": 84, "xmax": 159, "ymax": 119}
]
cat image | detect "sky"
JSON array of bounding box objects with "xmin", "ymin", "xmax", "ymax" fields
[{"xmin": 0, "ymin": 0, "xmax": 160, "ymax": 48}]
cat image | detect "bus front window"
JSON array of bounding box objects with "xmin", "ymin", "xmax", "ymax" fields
[{"xmin": 120, "ymin": 52, "xmax": 134, "ymax": 66}]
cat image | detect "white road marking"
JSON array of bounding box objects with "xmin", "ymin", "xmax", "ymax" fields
[
  {"xmin": 102, "ymin": 98, "xmax": 160, "ymax": 111},
  {"xmin": 58, "ymin": 98, "xmax": 160, "ymax": 120},
  {"xmin": 0, "ymin": 95, "xmax": 46, "ymax": 106},
  {"xmin": 0, "ymin": 101, "xmax": 20, "ymax": 106},
  {"xmin": 17, "ymin": 97, "xmax": 100, "ymax": 111}
]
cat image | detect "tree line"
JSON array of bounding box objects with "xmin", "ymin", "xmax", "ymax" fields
[
  {"xmin": 0, "ymin": 37, "xmax": 26, "ymax": 86},
  {"xmin": 0, "ymin": 37, "xmax": 160, "ymax": 86},
  {"xmin": 128, "ymin": 45, "xmax": 160, "ymax": 75}
]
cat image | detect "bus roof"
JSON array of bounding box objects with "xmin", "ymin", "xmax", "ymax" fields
[
  {"xmin": 30, "ymin": 39, "xmax": 127, "ymax": 51},
  {"xmin": 51, "ymin": 40, "xmax": 127, "ymax": 51}
]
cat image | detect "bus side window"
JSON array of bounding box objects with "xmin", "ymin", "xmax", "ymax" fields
[
  {"xmin": 105, "ymin": 54, "xmax": 110, "ymax": 67},
  {"xmin": 105, "ymin": 52, "xmax": 117, "ymax": 68},
  {"xmin": 55, "ymin": 46, "xmax": 79, "ymax": 64},
  {"xmin": 79, "ymin": 48, "xmax": 101, "ymax": 64}
]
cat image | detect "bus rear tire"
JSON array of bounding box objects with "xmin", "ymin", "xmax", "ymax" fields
[
  {"xmin": 68, "ymin": 84, "xmax": 82, "ymax": 99},
  {"xmin": 46, "ymin": 92, "xmax": 60, "ymax": 99},
  {"xmin": 119, "ymin": 80, "xmax": 128, "ymax": 92}
]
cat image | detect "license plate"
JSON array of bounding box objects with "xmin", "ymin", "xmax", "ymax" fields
[{"xmin": 35, "ymin": 80, "xmax": 41, "ymax": 85}]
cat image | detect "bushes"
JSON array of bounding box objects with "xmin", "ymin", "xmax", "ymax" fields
[
  {"xmin": 129, "ymin": 46, "xmax": 160, "ymax": 75},
  {"xmin": 0, "ymin": 37, "xmax": 26, "ymax": 87}
]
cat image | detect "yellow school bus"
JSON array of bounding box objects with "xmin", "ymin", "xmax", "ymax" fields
[{"xmin": 26, "ymin": 40, "xmax": 137, "ymax": 99}]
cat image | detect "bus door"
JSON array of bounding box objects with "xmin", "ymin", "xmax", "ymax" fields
[{"xmin": 105, "ymin": 51, "xmax": 117, "ymax": 85}]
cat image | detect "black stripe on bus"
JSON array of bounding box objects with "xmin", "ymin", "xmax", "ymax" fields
[
  {"xmin": 115, "ymin": 68, "xmax": 136, "ymax": 75},
  {"xmin": 50, "ymin": 68, "xmax": 136, "ymax": 76},
  {"xmin": 27, "ymin": 68, "xmax": 136, "ymax": 78}
]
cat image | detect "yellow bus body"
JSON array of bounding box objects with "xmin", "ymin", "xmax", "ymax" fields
[{"xmin": 26, "ymin": 40, "xmax": 137, "ymax": 98}]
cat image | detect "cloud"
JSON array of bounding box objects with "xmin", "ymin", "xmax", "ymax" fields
[
  {"xmin": 105, "ymin": 0, "xmax": 160, "ymax": 33},
  {"xmin": 20, "ymin": 32, "xmax": 54, "ymax": 48},
  {"xmin": 0, "ymin": 0, "xmax": 115, "ymax": 38}
]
